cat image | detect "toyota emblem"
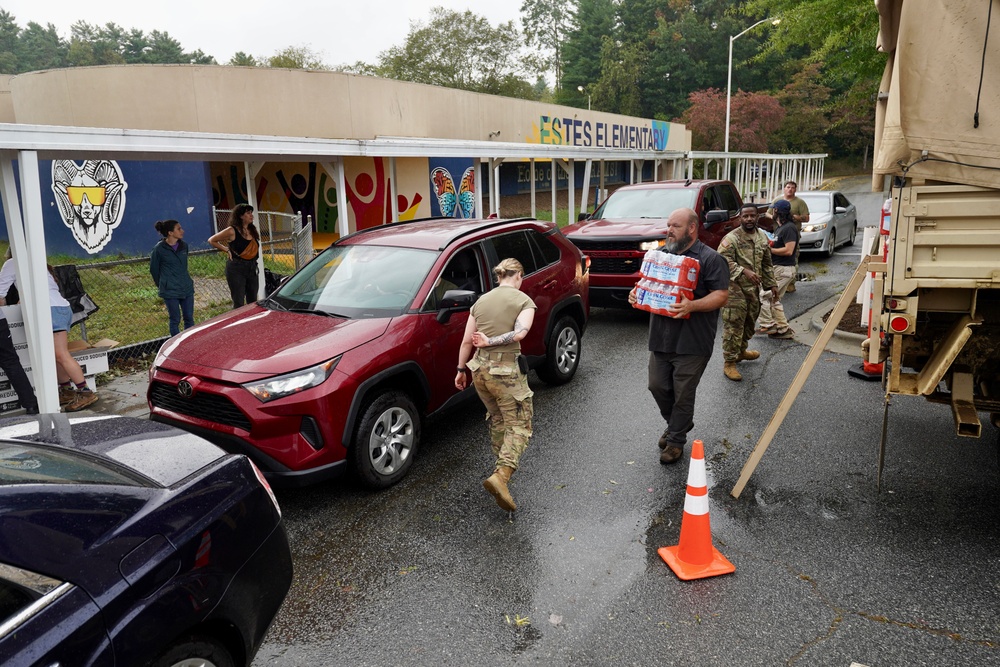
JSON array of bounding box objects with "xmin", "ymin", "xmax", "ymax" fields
[{"xmin": 177, "ymin": 380, "xmax": 194, "ymax": 398}]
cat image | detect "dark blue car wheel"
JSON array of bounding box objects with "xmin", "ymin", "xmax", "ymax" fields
[{"xmin": 151, "ymin": 635, "xmax": 235, "ymax": 667}]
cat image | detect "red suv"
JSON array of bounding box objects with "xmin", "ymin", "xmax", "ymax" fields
[{"xmin": 148, "ymin": 217, "xmax": 589, "ymax": 488}]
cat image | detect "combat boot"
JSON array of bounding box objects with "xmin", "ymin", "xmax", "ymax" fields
[
  {"xmin": 483, "ymin": 466, "xmax": 516, "ymax": 512},
  {"xmin": 738, "ymin": 350, "xmax": 760, "ymax": 362},
  {"xmin": 723, "ymin": 361, "xmax": 742, "ymax": 382}
]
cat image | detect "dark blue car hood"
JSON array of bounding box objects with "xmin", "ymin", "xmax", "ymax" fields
[{"xmin": 0, "ymin": 415, "xmax": 234, "ymax": 592}]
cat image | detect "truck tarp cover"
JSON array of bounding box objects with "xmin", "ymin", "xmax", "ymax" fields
[{"xmin": 873, "ymin": 0, "xmax": 1000, "ymax": 189}]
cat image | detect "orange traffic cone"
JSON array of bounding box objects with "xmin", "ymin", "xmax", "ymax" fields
[{"xmin": 658, "ymin": 440, "xmax": 735, "ymax": 580}]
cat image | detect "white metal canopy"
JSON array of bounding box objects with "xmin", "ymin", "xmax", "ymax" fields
[
  {"xmin": 0, "ymin": 121, "xmax": 825, "ymax": 413},
  {"xmin": 0, "ymin": 121, "xmax": 688, "ymax": 413}
]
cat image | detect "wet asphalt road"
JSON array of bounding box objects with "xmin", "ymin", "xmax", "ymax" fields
[{"xmin": 254, "ymin": 196, "xmax": 1000, "ymax": 666}]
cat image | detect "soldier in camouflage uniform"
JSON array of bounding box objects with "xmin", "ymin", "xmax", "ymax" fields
[
  {"xmin": 456, "ymin": 258, "xmax": 536, "ymax": 512},
  {"xmin": 718, "ymin": 204, "xmax": 778, "ymax": 382}
]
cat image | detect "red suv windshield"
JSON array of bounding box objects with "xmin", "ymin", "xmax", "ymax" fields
[{"xmin": 271, "ymin": 245, "xmax": 438, "ymax": 318}]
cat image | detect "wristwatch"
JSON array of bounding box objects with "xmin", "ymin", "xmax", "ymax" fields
[{"xmin": 457, "ymin": 367, "xmax": 466, "ymax": 372}]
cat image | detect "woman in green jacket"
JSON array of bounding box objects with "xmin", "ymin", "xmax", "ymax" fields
[{"xmin": 150, "ymin": 219, "xmax": 195, "ymax": 336}]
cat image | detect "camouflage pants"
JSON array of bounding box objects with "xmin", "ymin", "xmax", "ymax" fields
[
  {"xmin": 468, "ymin": 353, "xmax": 533, "ymax": 470},
  {"xmin": 721, "ymin": 280, "xmax": 761, "ymax": 362}
]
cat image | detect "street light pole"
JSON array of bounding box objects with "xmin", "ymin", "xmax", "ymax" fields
[
  {"xmin": 577, "ymin": 85, "xmax": 591, "ymax": 111},
  {"xmin": 724, "ymin": 17, "xmax": 780, "ymax": 156}
]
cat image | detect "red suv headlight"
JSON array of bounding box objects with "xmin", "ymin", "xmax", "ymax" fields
[{"xmin": 242, "ymin": 357, "xmax": 341, "ymax": 403}]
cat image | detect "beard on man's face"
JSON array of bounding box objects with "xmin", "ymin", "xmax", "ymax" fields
[{"xmin": 665, "ymin": 229, "xmax": 693, "ymax": 254}]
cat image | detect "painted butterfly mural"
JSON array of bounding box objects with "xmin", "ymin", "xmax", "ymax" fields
[{"xmin": 430, "ymin": 166, "xmax": 475, "ymax": 218}]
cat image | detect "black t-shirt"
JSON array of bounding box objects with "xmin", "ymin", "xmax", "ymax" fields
[
  {"xmin": 647, "ymin": 240, "xmax": 730, "ymax": 357},
  {"xmin": 772, "ymin": 221, "xmax": 799, "ymax": 267}
]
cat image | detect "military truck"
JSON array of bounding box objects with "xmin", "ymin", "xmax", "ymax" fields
[
  {"xmin": 731, "ymin": 0, "xmax": 1000, "ymax": 497},
  {"xmin": 867, "ymin": 0, "xmax": 1000, "ymax": 439}
]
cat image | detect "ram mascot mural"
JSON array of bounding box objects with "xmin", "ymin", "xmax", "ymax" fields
[{"xmin": 51, "ymin": 160, "xmax": 128, "ymax": 254}]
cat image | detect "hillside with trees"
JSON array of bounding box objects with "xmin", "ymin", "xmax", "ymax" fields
[{"xmin": 0, "ymin": 1, "xmax": 883, "ymax": 162}]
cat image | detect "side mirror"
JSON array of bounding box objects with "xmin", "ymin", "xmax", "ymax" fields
[
  {"xmin": 835, "ymin": 206, "xmax": 847, "ymax": 214},
  {"xmin": 704, "ymin": 209, "xmax": 729, "ymax": 226},
  {"xmin": 436, "ymin": 289, "xmax": 478, "ymax": 324},
  {"xmin": 577, "ymin": 212, "xmax": 591, "ymax": 222}
]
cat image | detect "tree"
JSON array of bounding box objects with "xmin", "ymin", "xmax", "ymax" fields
[
  {"xmin": 559, "ymin": 0, "xmax": 615, "ymax": 106},
  {"xmin": 145, "ymin": 30, "xmax": 185, "ymax": 63},
  {"xmin": 677, "ymin": 87, "xmax": 785, "ymax": 152},
  {"xmin": 741, "ymin": 0, "xmax": 883, "ymax": 159},
  {"xmin": 185, "ymin": 49, "xmax": 216, "ymax": 65},
  {"xmin": 122, "ymin": 28, "xmax": 150, "ymax": 63},
  {"xmin": 374, "ymin": 7, "xmax": 541, "ymax": 98},
  {"xmin": 741, "ymin": 0, "xmax": 882, "ymax": 85},
  {"xmin": 266, "ymin": 45, "xmax": 327, "ymax": 70},
  {"xmin": 334, "ymin": 60, "xmax": 379, "ymax": 76},
  {"xmin": 0, "ymin": 10, "xmax": 20, "ymax": 73},
  {"xmin": 773, "ymin": 62, "xmax": 830, "ymax": 153},
  {"xmin": 591, "ymin": 37, "xmax": 646, "ymax": 116},
  {"xmin": 67, "ymin": 22, "xmax": 125, "ymax": 65},
  {"xmin": 520, "ymin": 0, "xmax": 572, "ymax": 89},
  {"xmin": 16, "ymin": 21, "xmax": 65, "ymax": 72},
  {"xmin": 228, "ymin": 51, "xmax": 258, "ymax": 67}
]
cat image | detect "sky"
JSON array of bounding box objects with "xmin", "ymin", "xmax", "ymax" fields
[{"xmin": 1, "ymin": 0, "xmax": 525, "ymax": 67}]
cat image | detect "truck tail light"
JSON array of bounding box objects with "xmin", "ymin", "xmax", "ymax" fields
[
  {"xmin": 887, "ymin": 314, "xmax": 914, "ymax": 334},
  {"xmin": 885, "ymin": 297, "xmax": 907, "ymax": 311},
  {"xmin": 881, "ymin": 198, "xmax": 892, "ymax": 235}
]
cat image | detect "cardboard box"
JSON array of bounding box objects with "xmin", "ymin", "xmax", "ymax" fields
[{"xmin": 0, "ymin": 305, "xmax": 115, "ymax": 409}]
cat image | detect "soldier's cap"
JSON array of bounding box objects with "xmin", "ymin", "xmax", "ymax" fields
[{"xmin": 773, "ymin": 199, "xmax": 791, "ymax": 212}]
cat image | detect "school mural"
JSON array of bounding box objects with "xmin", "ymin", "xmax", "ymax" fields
[
  {"xmin": 428, "ymin": 158, "xmax": 476, "ymax": 218},
  {"xmin": 1, "ymin": 159, "xmax": 213, "ymax": 258},
  {"xmin": 343, "ymin": 157, "xmax": 428, "ymax": 231},
  {"xmin": 211, "ymin": 158, "xmax": 429, "ymax": 238},
  {"xmin": 211, "ymin": 161, "xmax": 338, "ymax": 233},
  {"xmin": 51, "ymin": 160, "xmax": 128, "ymax": 254}
]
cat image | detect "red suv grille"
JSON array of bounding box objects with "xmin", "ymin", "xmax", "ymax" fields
[{"xmin": 150, "ymin": 381, "xmax": 252, "ymax": 432}]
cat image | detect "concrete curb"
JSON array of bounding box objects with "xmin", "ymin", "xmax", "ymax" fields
[{"xmin": 786, "ymin": 294, "xmax": 867, "ymax": 358}]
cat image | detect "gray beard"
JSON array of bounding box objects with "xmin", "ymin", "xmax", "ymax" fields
[{"xmin": 665, "ymin": 233, "xmax": 693, "ymax": 254}]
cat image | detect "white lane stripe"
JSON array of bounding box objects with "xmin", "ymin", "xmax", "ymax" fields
[{"xmin": 684, "ymin": 493, "xmax": 709, "ymax": 516}]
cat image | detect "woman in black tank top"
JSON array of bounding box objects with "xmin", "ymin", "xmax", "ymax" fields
[{"xmin": 208, "ymin": 203, "xmax": 261, "ymax": 308}]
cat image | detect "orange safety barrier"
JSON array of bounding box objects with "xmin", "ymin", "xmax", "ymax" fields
[{"xmin": 658, "ymin": 440, "xmax": 736, "ymax": 580}]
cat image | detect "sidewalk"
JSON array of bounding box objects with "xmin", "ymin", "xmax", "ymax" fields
[{"xmin": 89, "ymin": 370, "xmax": 151, "ymax": 419}]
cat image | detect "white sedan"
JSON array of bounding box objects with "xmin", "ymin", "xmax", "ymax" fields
[{"xmin": 796, "ymin": 190, "xmax": 858, "ymax": 257}]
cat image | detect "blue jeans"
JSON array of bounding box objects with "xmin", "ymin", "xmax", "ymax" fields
[{"xmin": 164, "ymin": 295, "xmax": 195, "ymax": 336}]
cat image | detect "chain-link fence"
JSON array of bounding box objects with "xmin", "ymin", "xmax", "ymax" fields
[{"xmin": 68, "ymin": 210, "xmax": 313, "ymax": 360}]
